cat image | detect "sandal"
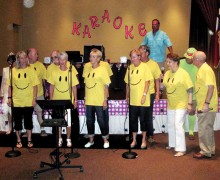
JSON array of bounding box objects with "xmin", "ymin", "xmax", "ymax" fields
[
  {"xmin": 16, "ymin": 141, "xmax": 22, "ymax": 148},
  {"xmin": 27, "ymin": 141, "xmax": 33, "ymax": 148}
]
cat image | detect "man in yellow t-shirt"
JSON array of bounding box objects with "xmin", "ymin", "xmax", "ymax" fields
[
  {"xmin": 192, "ymin": 51, "xmax": 218, "ymax": 159},
  {"xmin": 28, "ymin": 48, "xmax": 47, "ymax": 136},
  {"xmin": 139, "ymin": 45, "xmax": 161, "ymax": 143}
]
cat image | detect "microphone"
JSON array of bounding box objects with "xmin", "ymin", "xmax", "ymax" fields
[
  {"xmin": 197, "ymin": 108, "xmax": 213, "ymax": 114},
  {"xmin": 161, "ymin": 67, "xmax": 165, "ymax": 74},
  {"xmin": 69, "ymin": 64, "xmax": 72, "ymax": 71}
]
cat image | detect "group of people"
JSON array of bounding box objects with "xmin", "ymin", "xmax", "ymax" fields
[
  {"xmin": 138, "ymin": 19, "xmax": 217, "ymax": 159},
  {"xmin": 0, "ymin": 18, "xmax": 217, "ymax": 159}
]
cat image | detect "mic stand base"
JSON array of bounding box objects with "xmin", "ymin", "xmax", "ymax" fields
[
  {"xmin": 5, "ymin": 150, "xmax": 21, "ymax": 158},
  {"xmin": 122, "ymin": 151, "xmax": 137, "ymax": 159},
  {"xmin": 65, "ymin": 151, "xmax": 80, "ymax": 159}
]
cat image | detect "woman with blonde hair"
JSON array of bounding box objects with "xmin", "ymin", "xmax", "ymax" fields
[{"xmin": 7, "ymin": 51, "xmax": 39, "ymax": 148}]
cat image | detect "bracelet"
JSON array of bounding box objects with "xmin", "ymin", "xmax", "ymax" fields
[
  {"xmin": 7, "ymin": 97, "xmax": 11, "ymax": 99},
  {"xmin": 188, "ymin": 103, "xmax": 193, "ymax": 105},
  {"xmin": 205, "ymin": 101, "xmax": 210, "ymax": 104},
  {"xmin": 104, "ymin": 98, "xmax": 108, "ymax": 101},
  {"xmin": 143, "ymin": 93, "xmax": 146, "ymax": 96}
]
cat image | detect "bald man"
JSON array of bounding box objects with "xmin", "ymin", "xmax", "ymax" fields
[
  {"xmin": 192, "ymin": 51, "xmax": 218, "ymax": 159},
  {"xmin": 28, "ymin": 48, "xmax": 47, "ymax": 136}
]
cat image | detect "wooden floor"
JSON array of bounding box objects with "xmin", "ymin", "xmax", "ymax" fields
[{"xmin": 0, "ymin": 131, "xmax": 220, "ymax": 179}]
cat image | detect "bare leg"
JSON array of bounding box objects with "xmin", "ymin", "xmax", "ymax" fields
[
  {"xmin": 66, "ymin": 126, "xmax": 71, "ymax": 139},
  {"xmin": 89, "ymin": 136, "xmax": 94, "ymax": 143},
  {"xmin": 130, "ymin": 132, "xmax": 137, "ymax": 147},
  {"xmin": 6, "ymin": 113, "xmax": 12, "ymax": 135},
  {"xmin": 58, "ymin": 127, "xmax": 63, "ymax": 147},
  {"xmin": 103, "ymin": 137, "xmax": 109, "ymax": 143},
  {"xmin": 26, "ymin": 129, "xmax": 32, "ymax": 142},
  {"xmin": 59, "ymin": 127, "xmax": 62, "ymax": 139},
  {"xmin": 26, "ymin": 129, "xmax": 33, "ymax": 148},
  {"xmin": 66, "ymin": 126, "xmax": 72, "ymax": 147},
  {"xmin": 141, "ymin": 131, "xmax": 147, "ymax": 147},
  {"xmin": 16, "ymin": 130, "xmax": 22, "ymax": 148},
  {"xmin": 16, "ymin": 130, "xmax": 21, "ymax": 142}
]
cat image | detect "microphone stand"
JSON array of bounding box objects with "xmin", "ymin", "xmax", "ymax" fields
[
  {"xmin": 122, "ymin": 60, "xmax": 137, "ymax": 159},
  {"xmin": 65, "ymin": 62, "xmax": 80, "ymax": 159},
  {"xmin": 5, "ymin": 63, "xmax": 21, "ymax": 158}
]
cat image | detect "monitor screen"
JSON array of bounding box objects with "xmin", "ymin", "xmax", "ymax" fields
[
  {"xmin": 84, "ymin": 45, "xmax": 105, "ymax": 63},
  {"xmin": 66, "ymin": 51, "xmax": 82, "ymax": 63}
]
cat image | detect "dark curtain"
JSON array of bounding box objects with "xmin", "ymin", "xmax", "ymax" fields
[
  {"xmin": 195, "ymin": 0, "xmax": 219, "ymax": 67},
  {"xmin": 189, "ymin": 0, "xmax": 208, "ymax": 56}
]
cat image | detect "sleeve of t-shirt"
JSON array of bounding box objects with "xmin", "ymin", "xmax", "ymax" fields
[
  {"xmin": 41, "ymin": 63, "xmax": 47, "ymax": 80},
  {"xmin": 47, "ymin": 71, "xmax": 55, "ymax": 85},
  {"xmin": 183, "ymin": 72, "xmax": 193, "ymax": 89},
  {"xmin": 153, "ymin": 63, "xmax": 162, "ymax": 79},
  {"xmin": 105, "ymin": 63, "xmax": 113, "ymax": 77},
  {"xmin": 205, "ymin": 69, "xmax": 216, "ymax": 86},
  {"xmin": 144, "ymin": 64, "xmax": 153, "ymax": 82},
  {"xmin": 71, "ymin": 72, "xmax": 79, "ymax": 87},
  {"xmin": 82, "ymin": 63, "xmax": 89, "ymax": 78},
  {"xmin": 124, "ymin": 68, "xmax": 128, "ymax": 84},
  {"xmin": 101, "ymin": 68, "xmax": 111, "ymax": 85},
  {"xmin": 31, "ymin": 69, "xmax": 40, "ymax": 87}
]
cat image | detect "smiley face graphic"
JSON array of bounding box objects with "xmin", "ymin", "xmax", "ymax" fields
[
  {"xmin": 166, "ymin": 77, "xmax": 176, "ymax": 94},
  {"xmin": 85, "ymin": 72, "xmax": 97, "ymax": 89},
  {"xmin": 55, "ymin": 75, "xmax": 69, "ymax": 93},
  {"xmin": 130, "ymin": 69, "xmax": 142, "ymax": 86},
  {"xmin": 15, "ymin": 72, "xmax": 30, "ymax": 90}
]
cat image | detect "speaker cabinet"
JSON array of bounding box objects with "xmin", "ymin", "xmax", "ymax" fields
[{"xmin": 84, "ymin": 45, "xmax": 105, "ymax": 63}]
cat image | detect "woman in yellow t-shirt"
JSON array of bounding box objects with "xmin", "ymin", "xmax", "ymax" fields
[
  {"xmin": 7, "ymin": 51, "xmax": 39, "ymax": 148},
  {"xmin": 83, "ymin": 49, "xmax": 111, "ymax": 149},
  {"xmin": 48, "ymin": 52, "xmax": 79, "ymax": 148},
  {"xmin": 124, "ymin": 49, "xmax": 152, "ymax": 149},
  {"xmin": 163, "ymin": 53, "xmax": 193, "ymax": 157}
]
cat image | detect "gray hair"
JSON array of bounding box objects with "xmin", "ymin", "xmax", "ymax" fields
[{"xmin": 58, "ymin": 52, "xmax": 68, "ymax": 61}]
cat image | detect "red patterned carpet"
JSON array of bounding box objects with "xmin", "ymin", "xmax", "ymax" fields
[{"xmin": 0, "ymin": 131, "xmax": 220, "ymax": 179}]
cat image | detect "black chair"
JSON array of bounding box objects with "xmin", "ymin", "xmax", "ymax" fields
[{"xmin": 33, "ymin": 100, "xmax": 83, "ymax": 180}]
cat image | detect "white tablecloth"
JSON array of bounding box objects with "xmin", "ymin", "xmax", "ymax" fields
[{"xmin": 1, "ymin": 100, "xmax": 220, "ymax": 134}]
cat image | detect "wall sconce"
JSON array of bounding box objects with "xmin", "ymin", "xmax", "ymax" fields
[{"xmin": 23, "ymin": 0, "xmax": 35, "ymax": 8}]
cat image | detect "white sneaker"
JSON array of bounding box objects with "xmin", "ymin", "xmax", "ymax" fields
[
  {"xmin": 58, "ymin": 138, "xmax": 63, "ymax": 147},
  {"xmin": 84, "ymin": 141, "xmax": 94, "ymax": 148},
  {"xmin": 103, "ymin": 142, "xmax": 110, "ymax": 149},
  {"xmin": 66, "ymin": 139, "xmax": 72, "ymax": 147}
]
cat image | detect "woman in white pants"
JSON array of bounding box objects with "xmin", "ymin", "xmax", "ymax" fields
[{"xmin": 163, "ymin": 53, "xmax": 193, "ymax": 157}]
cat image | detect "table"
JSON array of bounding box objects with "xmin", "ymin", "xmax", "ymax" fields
[{"xmin": 1, "ymin": 99, "xmax": 220, "ymax": 134}]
